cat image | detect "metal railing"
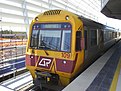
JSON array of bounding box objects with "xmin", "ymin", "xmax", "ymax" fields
[{"xmin": 0, "ymin": 33, "xmax": 27, "ymax": 80}]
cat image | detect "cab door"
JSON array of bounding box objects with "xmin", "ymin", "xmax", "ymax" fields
[{"xmin": 75, "ymin": 30, "xmax": 84, "ymax": 66}]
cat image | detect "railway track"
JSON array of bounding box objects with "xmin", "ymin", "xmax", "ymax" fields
[
  {"xmin": 18, "ymin": 82, "xmax": 34, "ymax": 91},
  {"xmin": 19, "ymin": 81, "xmax": 65, "ymax": 91},
  {"xmin": 20, "ymin": 84, "xmax": 64, "ymax": 91}
]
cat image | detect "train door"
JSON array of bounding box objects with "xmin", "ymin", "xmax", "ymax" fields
[{"xmin": 76, "ymin": 31, "xmax": 81, "ymax": 51}]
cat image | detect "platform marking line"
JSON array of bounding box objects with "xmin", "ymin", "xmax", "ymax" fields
[{"xmin": 110, "ymin": 57, "xmax": 121, "ymax": 91}]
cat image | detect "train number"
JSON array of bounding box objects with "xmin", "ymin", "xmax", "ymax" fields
[{"xmin": 62, "ymin": 53, "xmax": 70, "ymax": 58}]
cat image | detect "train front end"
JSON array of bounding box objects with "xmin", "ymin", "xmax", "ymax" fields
[{"xmin": 26, "ymin": 10, "xmax": 84, "ymax": 87}]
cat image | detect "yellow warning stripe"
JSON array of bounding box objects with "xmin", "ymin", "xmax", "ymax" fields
[{"xmin": 110, "ymin": 57, "xmax": 121, "ymax": 91}]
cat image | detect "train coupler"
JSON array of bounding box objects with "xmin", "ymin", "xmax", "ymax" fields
[{"xmin": 33, "ymin": 71, "xmax": 59, "ymax": 87}]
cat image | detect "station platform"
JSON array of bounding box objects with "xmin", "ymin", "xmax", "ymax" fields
[{"xmin": 63, "ymin": 41, "xmax": 121, "ymax": 91}]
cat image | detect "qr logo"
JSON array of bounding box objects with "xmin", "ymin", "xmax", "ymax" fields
[{"xmin": 38, "ymin": 58, "xmax": 51, "ymax": 67}]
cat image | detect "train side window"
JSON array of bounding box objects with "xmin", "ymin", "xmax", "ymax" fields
[
  {"xmin": 112, "ymin": 32, "xmax": 115, "ymax": 38},
  {"xmin": 76, "ymin": 31, "xmax": 81, "ymax": 51},
  {"xmin": 91, "ymin": 30, "xmax": 97, "ymax": 46}
]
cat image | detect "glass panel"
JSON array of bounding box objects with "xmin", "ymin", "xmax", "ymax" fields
[
  {"xmin": 30, "ymin": 23, "xmax": 71, "ymax": 52},
  {"xmin": 30, "ymin": 29, "xmax": 39, "ymax": 48},
  {"xmin": 91, "ymin": 30, "xmax": 97, "ymax": 46},
  {"xmin": 38, "ymin": 30, "xmax": 61, "ymax": 50},
  {"xmin": 61, "ymin": 30, "xmax": 71, "ymax": 52}
]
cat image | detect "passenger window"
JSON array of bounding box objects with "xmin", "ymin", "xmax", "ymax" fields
[
  {"xmin": 76, "ymin": 31, "xmax": 81, "ymax": 51},
  {"xmin": 91, "ymin": 30, "xmax": 97, "ymax": 46}
]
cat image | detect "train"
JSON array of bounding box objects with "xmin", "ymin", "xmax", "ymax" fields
[{"xmin": 25, "ymin": 10, "xmax": 121, "ymax": 89}]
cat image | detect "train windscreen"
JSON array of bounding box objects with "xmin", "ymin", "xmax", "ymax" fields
[{"xmin": 30, "ymin": 23, "xmax": 72, "ymax": 52}]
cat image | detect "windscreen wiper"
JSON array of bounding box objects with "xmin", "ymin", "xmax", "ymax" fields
[{"xmin": 44, "ymin": 50, "xmax": 49, "ymax": 56}]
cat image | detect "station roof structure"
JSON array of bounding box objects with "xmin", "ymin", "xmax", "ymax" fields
[
  {"xmin": 0, "ymin": 0, "xmax": 101, "ymax": 32},
  {"xmin": 101, "ymin": 0, "xmax": 121, "ymax": 20}
]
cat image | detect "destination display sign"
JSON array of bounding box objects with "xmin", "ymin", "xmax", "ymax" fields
[{"xmin": 33, "ymin": 23, "xmax": 71, "ymax": 29}]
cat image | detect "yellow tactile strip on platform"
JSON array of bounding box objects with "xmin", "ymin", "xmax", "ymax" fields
[{"xmin": 110, "ymin": 57, "xmax": 121, "ymax": 91}]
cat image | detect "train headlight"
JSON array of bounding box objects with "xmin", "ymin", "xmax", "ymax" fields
[
  {"xmin": 56, "ymin": 59, "xmax": 75, "ymax": 73},
  {"xmin": 63, "ymin": 60, "xmax": 67, "ymax": 64},
  {"xmin": 30, "ymin": 55, "xmax": 33, "ymax": 58},
  {"xmin": 65, "ymin": 15, "xmax": 69, "ymax": 20}
]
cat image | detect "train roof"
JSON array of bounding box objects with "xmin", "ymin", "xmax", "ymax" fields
[
  {"xmin": 78, "ymin": 15, "xmax": 118, "ymax": 31},
  {"xmin": 78, "ymin": 15, "xmax": 104, "ymax": 28}
]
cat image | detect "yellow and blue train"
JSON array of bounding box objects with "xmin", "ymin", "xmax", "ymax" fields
[{"xmin": 26, "ymin": 10, "xmax": 121, "ymax": 88}]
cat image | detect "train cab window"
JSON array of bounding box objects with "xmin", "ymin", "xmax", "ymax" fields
[
  {"xmin": 30, "ymin": 23, "xmax": 71, "ymax": 52},
  {"xmin": 76, "ymin": 31, "xmax": 81, "ymax": 51},
  {"xmin": 38, "ymin": 30, "xmax": 61, "ymax": 50},
  {"xmin": 61, "ymin": 30, "xmax": 71, "ymax": 52},
  {"xmin": 91, "ymin": 30, "xmax": 97, "ymax": 46},
  {"xmin": 30, "ymin": 29, "xmax": 39, "ymax": 48}
]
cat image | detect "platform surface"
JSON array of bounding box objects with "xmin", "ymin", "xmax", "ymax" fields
[{"xmin": 63, "ymin": 41, "xmax": 121, "ymax": 91}]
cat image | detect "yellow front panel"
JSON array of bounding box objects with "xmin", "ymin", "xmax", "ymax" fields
[{"xmin": 26, "ymin": 10, "xmax": 84, "ymax": 85}]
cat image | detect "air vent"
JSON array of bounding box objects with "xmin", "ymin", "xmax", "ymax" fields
[{"xmin": 43, "ymin": 10, "xmax": 61, "ymax": 15}]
